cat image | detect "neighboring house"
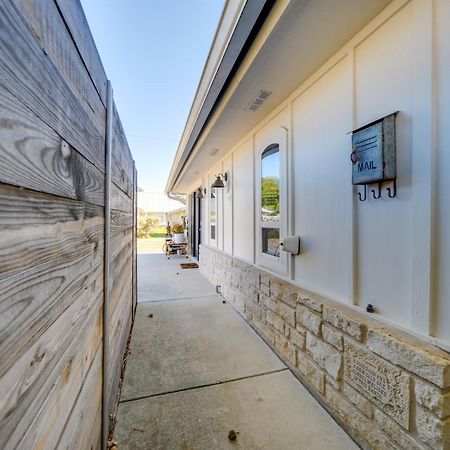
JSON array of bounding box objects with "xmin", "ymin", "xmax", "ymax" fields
[
  {"xmin": 137, "ymin": 192, "xmax": 186, "ymax": 226},
  {"xmin": 166, "ymin": 1, "xmax": 450, "ymax": 448}
]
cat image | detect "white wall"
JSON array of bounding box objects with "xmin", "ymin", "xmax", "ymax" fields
[
  {"xmin": 232, "ymin": 139, "xmax": 254, "ymax": 262},
  {"xmin": 292, "ymin": 57, "xmax": 353, "ymax": 304},
  {"xmin": 354, "ymin": 2, "xmax": 414, "ymax": 327},
  {"xmin": 193, "ymin": 0, "xmax": 450, "ymax": 347},
  {"xmin": 223, "ymin": 155, "xmax": 233, "ymax": 254},
  {"xmin": 434, "ymin": 0, "xmax": 450, "ymax": 342}
]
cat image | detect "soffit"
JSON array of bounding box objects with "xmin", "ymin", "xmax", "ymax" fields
[{"xmin": 173, "ymin": 0, "xmax": 393, "ymax": 193}]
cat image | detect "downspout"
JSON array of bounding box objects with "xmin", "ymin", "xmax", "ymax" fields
[
  {"xmin": 102, "ymin": 80, "xmax": 113, "ymax": 450},
  {"xmin": 167, "ymin": 192, "xmax": 186, "ymax": 205}
]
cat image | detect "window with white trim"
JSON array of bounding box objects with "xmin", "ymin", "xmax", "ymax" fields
[{"xmin": 210, "ymin": 186, "xmax": 216, "ymax": 241}]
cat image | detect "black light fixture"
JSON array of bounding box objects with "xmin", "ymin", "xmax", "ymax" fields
[
  {"xmin": 195, "ymin": 187, "xmax": 204, "ymax": 199},
  {"xmin": 212, "ymin": 173, "xmax": 228, "ymax": 189}
]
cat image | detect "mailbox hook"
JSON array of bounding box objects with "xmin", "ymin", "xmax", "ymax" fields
[
  {"xmin": 357, "ymin": 185, "xmax": 367, "ymax": 202},
  {"xmin": 387, "ymin": 179, "xmax": 397, "ymax": 198},
  {"xmin": 371, "ymin": 183, "xmax": 382, "ymax": 200}
]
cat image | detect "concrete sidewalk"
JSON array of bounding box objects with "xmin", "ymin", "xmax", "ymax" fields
[{"xmin": 114, "ymin": 253, "xmax": 358, "ymax": 449}]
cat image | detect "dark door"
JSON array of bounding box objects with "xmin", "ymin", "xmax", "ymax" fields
[{"xmin": 192, "ymin": 192, "xmax": 202, "ymax": 259}]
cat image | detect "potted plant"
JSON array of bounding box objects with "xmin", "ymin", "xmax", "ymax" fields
[{"xmin": 171, "ymin": 223, "xmax": 185, "ymax": 244}]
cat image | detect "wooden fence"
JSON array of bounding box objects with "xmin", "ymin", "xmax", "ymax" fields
[{"xmin": 0, "ymin": 0, "xmax": 137, "ymax": 448}]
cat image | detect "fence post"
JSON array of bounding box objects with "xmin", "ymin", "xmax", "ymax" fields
[{"xmin": 102, "ymin": 79, "xmax": 113, "ymax": 450}]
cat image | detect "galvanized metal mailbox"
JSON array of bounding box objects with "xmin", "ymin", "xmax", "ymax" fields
[{"xmin": 351, "ymin": 113, "xmax": 397, "ymax": 185}]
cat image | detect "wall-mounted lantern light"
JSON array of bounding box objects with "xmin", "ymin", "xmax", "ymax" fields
[
  {"xmin": 195, "ymin": 187, "xmax": 204, "ymax": 199},
  {"xmin": 212, "ymin": 173, "xmax": 228, "ymax": 189}
]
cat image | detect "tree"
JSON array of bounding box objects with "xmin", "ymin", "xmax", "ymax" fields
[
  {"xmin": 261, "ymin": 176, "xmax": 279, "ymax": 213},
  {"xmin": 137, "ymin": 216, "xmax": 159, "ymax": 238}
]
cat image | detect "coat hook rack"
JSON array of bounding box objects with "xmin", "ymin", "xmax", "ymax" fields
[
  {"xmin": 387, "ymin": 179, "xmax": 397, "ymax": 198},
  {"xmin": 371, "ymin": 183, "xmax": 382, "ymax": 199}
]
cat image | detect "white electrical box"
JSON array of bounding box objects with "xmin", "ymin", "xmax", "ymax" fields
[{"xmin": 282, "ymin": 236, "xmax": 300, "ymax": 255}]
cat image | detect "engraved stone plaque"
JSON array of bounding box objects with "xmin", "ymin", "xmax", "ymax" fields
[{"xmin": 344, "ymin": 342, "xmax": 410, "ymax": 428}]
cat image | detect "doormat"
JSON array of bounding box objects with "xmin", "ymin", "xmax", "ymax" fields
[{"xmin": 180, "ymin": 263, "xmax": 199, "ymax": 269}]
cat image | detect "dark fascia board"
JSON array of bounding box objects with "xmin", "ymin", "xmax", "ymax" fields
[{"xmin": 168, "ymin": 0, "xmax": 275, "ymax": 192}]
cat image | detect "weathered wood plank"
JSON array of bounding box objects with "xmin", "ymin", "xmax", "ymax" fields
[
  {"xmin": 108, "ymin": 307, "xmax": 132, "ymax": 416},
  {"xmin": 0, "ymin": 295, "xmax": 102, "ymax": 449},
  {"xmin": 0, "ymin": 186, "xmax": 104, "ymax": 379},
  {"xmin": 0, "ymin": 184, "xmax": 101, "ymax": 229},
  {"xmin": 0, "ymin": 0, "xmax": 105, "ymax": 172},
  {"xmin": 10, "ymin": 1, "xmax": 136, "ymax": 197},
  {"xmin": 54, "ymin": 0, "xmax": 108, "ymax": 105},
  {"xmin": 16, "ymin": 303, "xmax": 102, "ymax": 450},
  {"xmin": 112, "ymin": 103, "xmax": 134, "ymax": 197},
  {"xmin": 111, "ymin": 210, "xmax": 133, "ymax": 235},
  {"xmin": 14, "ymin": 0, "xmax": 105, "ymax": 136},
  {"xmin": 56, "ymin": 348, "xmax": 103, "ymax": 450},
  {"xmin": 108, "ymin": 278, "xmax": 133, "ymax": 415},
  {"xmin": 111, "ymin": 182, "xmax": 133, "ymax": 214},
  {"xmin": 0, "ymin": 83, "xmax": 104, "ymax": 205}
]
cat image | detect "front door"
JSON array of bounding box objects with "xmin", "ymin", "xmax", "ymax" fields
[{"xmin": 192, "ymin": 192, "xmax": 202, "ymax": 259}]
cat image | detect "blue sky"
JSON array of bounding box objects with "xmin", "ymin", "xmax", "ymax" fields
[{"xmin": 80, "ymin": 0, "xmax": 225, "ymax": 192}]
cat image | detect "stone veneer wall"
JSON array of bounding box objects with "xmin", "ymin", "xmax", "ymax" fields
[{"xmin": 200, "ymin": 245, "xmax": 450, "ymax": 450}]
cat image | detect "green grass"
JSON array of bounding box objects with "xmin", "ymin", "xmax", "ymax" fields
[{"xmin": 150, "ymin": 232, "xmax": 168, "ymax": 238}]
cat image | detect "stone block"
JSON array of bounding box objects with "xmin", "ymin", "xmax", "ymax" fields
[
  {"xmin": 325, "ymin": 387, "xmax": 398, "ymax": 450},
  {"xmin": 297, "ymin": 305, "xmax": 322, "ymax": 335},
  {"xmin": 234, "ymin": 293, "xmax": 246, "ymax": 313},
  {"xmin": 343, "ymin": 383, "xmax": 373, "ymax": 418},
  {"xmin": 415, "ymin": 379, "xmax": 450, "ymax": 419},
  {"xmin": 373, "ymin": 409, "xmax": 423, "ymax": 450},
  {"xmin": 323, "ymin": 306, "xmax": 366, "ymax": 341},
  {"xmin": 295, "ymin": 323, "xmax": 307, "ymax": 336},
  {"xmin": 269, "ymin": 278, "xmax": 284, "ymax": 299},
  {"xmin": 281, "ymin": 288, "xmax": 298, "ymax": 308},
  {"xmin": 260, "ymin": 272, "xmax": 271, "ymax": 287},
  {"xmin": 275, "ymin": 333, "xmax": 296, "ymax": 366},
  {"xmin": 326, "ymin": 374, "xmax": 340, "ymax": 391},
  {"xmin": 297, "ymin": 352, "xmax": 325, "ymax": 394},
  {"xmin": 284, "ymin": 325, "xmax": 290, "ymax": 338},
  {"xmin": 344, "ymin": 341, "xmax": 410, "ymax": 429},
  {"xmin": 260, "ymin": 293, "xmax": 277, "ymax": 312},
  {"xmin": 266, "ymin": 310, "xmax": 284, "ymax": 333},
  {"xmin": 246, "ymin": 268, "xmax": 260, "ymax": 288},
  {"xmin": 306, "ymin": 333, "xmax": 342, "ymax": 380},
  {"xmin": 260, "ymin": 282, "xmax": 270, "ymax": 296},
  {"xmin": 297, "ymin": 291, "xmax": 323, "ymax": 313},
  {"xmin": 290, "ymin": 328, "xmax": 306, "ymax": 350},
  {"xmin": 246, "ymin": 301, "xmax": 263, "ymax": 322},
  {"xmin": 276, "ymin": 301, "xmax": 296, "ymax": 327},
  {"xmin": 368, "ymin": 329, "xmax": 450, "ymax": 389},
  {"xmin": 254, "ymin": 319, "xmax": 275, "ymax": 344},
  {"xmin": 322, "ymin": 324, "xmax": 343, "ymax": 350},
  {"xmin": 416, "ymin": 406, "xmax": 450, "ymax": 450}
]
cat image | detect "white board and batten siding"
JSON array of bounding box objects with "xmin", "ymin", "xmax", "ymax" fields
[
  {"xmin": 0, "ymin": 1, "xmax": 137, "ymax": 449},
  {"xmin": 190, "ymin": 0, "xmax": 450, "ymax": 349}
]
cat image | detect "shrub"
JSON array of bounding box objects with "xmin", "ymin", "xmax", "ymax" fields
[
  {"xmin": 137, "ymin": 216, "xmax": 159, "ymax": 238},
  {"xmin": 171, "ymin": 223, "xmax": 185, "ymax": 233}
]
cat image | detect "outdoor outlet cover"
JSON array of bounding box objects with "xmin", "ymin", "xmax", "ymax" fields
[{"xmin": 282, "ymin": 235, "xmax": 301, "ymax": 255}]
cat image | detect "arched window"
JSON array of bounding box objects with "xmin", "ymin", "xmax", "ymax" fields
[
  {"xmin": 210, "ymin": 186, "xmax": 216, "ymax": 241},
  {"xmin": 261, "ymin": 144, "xmax": 280, "ymax": 256}
]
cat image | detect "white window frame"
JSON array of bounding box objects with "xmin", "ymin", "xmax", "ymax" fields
[
  {"xmin": 255, "ymin": 128, "xmax": 288, "ymax": 275},
  {"xmin": 209, "ymin": 184, "xmax": 217, "ymax": 247}
]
